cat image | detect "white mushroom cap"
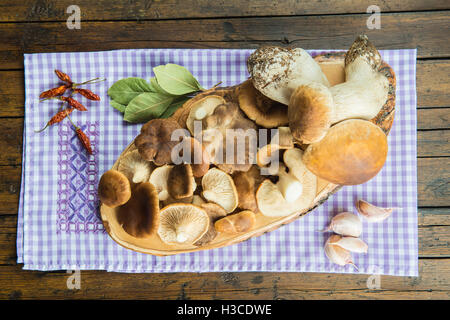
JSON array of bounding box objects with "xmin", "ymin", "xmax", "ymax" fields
[
  {"xmin": 201, "ymin": 168, "xmax": 238, "ymax": 213},
  {"xmin": 186, "ymin": 95, "xmax": 226, "ymax": 135},
  {"xmin": 117, "ymin": 149, "xmax": 153, "ymax": 183},
  {"xmin": 157, "ymin": 204, "xmax": 209, "ymax": 245},
  {"xmin": 149, "ymin": 165, "xmax": 173, "ymax": 201}
]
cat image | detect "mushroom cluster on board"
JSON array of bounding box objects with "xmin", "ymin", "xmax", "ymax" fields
[{"xmin": 98, "ymin": 35, "xmax": 395, "ymax": 252}]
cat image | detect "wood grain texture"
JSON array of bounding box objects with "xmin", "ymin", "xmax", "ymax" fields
[
  {"xmin": 1, "ymin": 0, "xmax": 448, "ymax": 22},
  {"xmin": 0, "ymin": 12, "xmax": 449, "ymax": 69},
  {"xmin": 0, "ymin": 259, "xmax": 448, "ymax": 299}
]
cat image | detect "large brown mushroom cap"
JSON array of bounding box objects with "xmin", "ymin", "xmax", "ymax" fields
[
  {"xmin": 116, "ymin": 182, "xmax": 160, "ymax": 238},
  {"xmin": 98, "ymin": 170, "xmax": 132, "ymax": 208},
  {"xmin": 302, "ymin": 119, "xmax": 388, "ymax": 185},
  {"xmin": 167, "ymin": 164, "xmax": 196, "ymax": 199},
  {"xmin": 134, "ymin": 118, "xmax": 185, "ymax": 166},
  {"xmin": 238, "ymin": 80, "xmax": 288, "ymax": 128}
]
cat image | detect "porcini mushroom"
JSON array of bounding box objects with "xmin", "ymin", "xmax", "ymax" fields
[
  {"xmin": 201, "ymin": 168, "xmax": 239, "ymax": 213},
  {"xmin": 237, "ymin": 80, "xmax": 288, "ymax": 128},
  {"xmin": 186, "ymin": 95, "xmax": 226, "ymax": 135},
  {"xmin": 117, "ymin": 149, "xmax": 153, "ymax": 183},
  {"xmin": 167, "ymin": 164, "xmax": 197, "ymax": 200},
  {"xmin": 149, "ymin": 165, "xmax": 173, "ymax": 201},
  {"xmin": 247, "ymin": 46, "xmax": 330, "ymax": 105},
  {"xmin": 98, "ymin": 170, "xmax": 132, "ymax": 208},
  {"xmin": 288, "ymin": 35, "xmax": 390, "ymax": 144},
  {"xmin": 158, "ymin": 204, "xmax": 209, "ymax": 245},
  {"xmin": 116, "ymin": 182, "xmax": 160, "ymax": 238},
  {"xmin": 134, "ymin": 118, "xmax": 185, "ymax": 166},
  {"xmin": 215, "ymin": 210, "xmax": 256, "ymax": 234},
  {"xmin": 194, "ymin": 203, "xmax": 227, "ymax": 246},
  {"xmin": 302, "ymin": 119, "xmax": 388, "ymax": 185}
]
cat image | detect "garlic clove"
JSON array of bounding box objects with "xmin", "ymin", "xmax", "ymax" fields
[
  {"xmin": 356, "ymin": 199, "xmax": 394, "ymax": 222},
  {"xmin": 329, "ymin": 236, "xmax": 368, "ymax": 253},
  {"xmin": 324, "ymin": 212, "xmax": 362, "ymax": 237},
  {"xmin": 324, "ymin": 235, "xmax": 358, "ymax": 269}
]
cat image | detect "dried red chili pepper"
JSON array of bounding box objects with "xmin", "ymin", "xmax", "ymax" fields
[
  {"xmin": 54, "ymin": 69, "xmax": 73, "ymax": 85},
  {"xmin": 73, "ymin": 88, "xmax": 101, "ymax": 101},
  {"xmin": 75, "ymin": 127, "xmax": 93, "ymax": 155},
  {"xmin": 35, "ymin": 107, "xmax": 74, "ymax": 133},
  {"xmin": 60, "ymin": 97, "xmax": 87, "ymax": 111},
  {"xmin": 39, "ymin": 85, "xmax": 68, "ymax": 99}
]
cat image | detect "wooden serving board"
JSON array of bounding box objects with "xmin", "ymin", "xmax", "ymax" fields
[{"xmin": 100, "ymin": 52, "xmax": 396, "ymax": 256}]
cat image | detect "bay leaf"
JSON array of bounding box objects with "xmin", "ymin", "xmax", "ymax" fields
[
  {"xmin": 110, "ymin": 100, "xmax": 126, "ymax": 113},
  {"xmin": 107, "ymin": 77, "xmax": 152, "ymax": 105},
  {"xmin": 124, "ymin": 92, "xmax": 173, "ymax": 123},
  {"xmin": 153, "ymin": 64, "xmax": 203, "ymax": 95},
  {"xmin": 160, "ymin": 97, "xmax": 190, "ymax": 119},
  {"xmin": 149, "ymin": 77, "xmax": 173, "ymax": 95}
]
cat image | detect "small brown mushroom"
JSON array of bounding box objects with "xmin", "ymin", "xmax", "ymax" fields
[
  {"xmin": 116, "ymin": 182, "xmax": 159, "ymax": 238},
  {"xmin": 232, "ymin": 165, "xmax": 263, "ymax": 213},
  {"xmin": 117, "ymin": 149, "xmax": 153, "ymax": 183},
  {"xmin": 175, "ymin": 137, "xmax": 210, "ymax": 178},
  {"xmin": 98, "ymin": 170, "xmax": 132, "ymax": 208},
  {"xmin": 167, "ymin": 164, "xmax": 197, "ymax": 199},
  {"xmin": 215, "ymin": 210, "xmax": 256, "ymax": 234},
  {"xmin": 194, "ymin": 203, "xmax": 227, "ymax": 246},
  {"xmin": 238, "ymin": 79, "xmax": 288, "ymax": 128},
  {"xmin": 134, "ymin": 118, "xmax": 186, "ymax": 166}
]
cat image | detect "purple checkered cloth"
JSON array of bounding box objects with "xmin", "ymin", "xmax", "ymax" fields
[{"xmin": 18, "ymin": 49, "xmax": 418, "ymax": 276}]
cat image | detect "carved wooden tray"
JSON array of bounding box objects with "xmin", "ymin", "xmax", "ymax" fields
[{"xmin": 100, "ymin": 52, "xmax": 396, "ymax": 256}]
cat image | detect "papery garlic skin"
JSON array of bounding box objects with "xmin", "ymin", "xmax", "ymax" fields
[
  {"xmin": 356, "ymin": 200, "xmax": 393, "ymax": 222},
  {"xmin": 330, "ymin": 236, "xmax": 368, "ymax": 253},
  {"xmin": 325, "ymin": 212, "xmax": 362, "ymax": 237},
  {"xmin": 324, "ymin": 235, "xmax": 357, "ymax": 267}
]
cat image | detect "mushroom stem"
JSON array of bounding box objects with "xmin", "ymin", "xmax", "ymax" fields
[{"xmin": 276, "ymin": 169, "xmax": 303, "ymax": 203}]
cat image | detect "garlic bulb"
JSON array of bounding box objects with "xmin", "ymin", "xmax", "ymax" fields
[
  {"xmin": 329, "ymin": 235, "xmax": 368, "ymax": 253},
  {"xmin": 323, "ymin": 212, "xmax": 362, "ymax": 237},
  {"xmin": 324, "ymin": 235, "xmax": 358, "ymax": 269},
  {"xmin": 356, "ymin": 199, "xmax": 394, "ymax": 222}
]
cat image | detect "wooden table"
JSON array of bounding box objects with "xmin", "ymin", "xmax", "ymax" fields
[{"xmin": 0, "ymin": 0, "xmax": 449, "ymax": 300}]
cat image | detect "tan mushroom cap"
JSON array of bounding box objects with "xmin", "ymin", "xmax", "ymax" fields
[
  {"xmin": 134, "ymin": 118, "xmax": 185, "ymax": 166},
  {"xmin": 201, "ymin": 168, "xmax": 238, "ymax": 213},
  {"xmin": 215, "ymin": 210, "xmax": 256, "ymax": 234},
  {"xmin": 302, "ymin": 119, "xmax": 388, "ymax": 185},
  {"xmin": 288, "ymin": 83, "xmax": 334, "ymax": 144},
  {"xmin": 194, "ymin": 203, "xmax": 227, "ymax": 246},
  {"xmin": 98, "ymin": 170, "xmax": 131, "ymax": 208},
  {"xmin": 167, "ymin": 164, "xmax": 197, "ymax": 199},
  {"xmin": 186, "ymin": 95, "xmax": 226, "ymax": 135},
  {"xmin": 117, "ymin": 149, "xmax": 153, "ymax": 183},
  {"xmin": 238, "ymin": 80, "xmax": 288, "ymax": 128},
  {"xmin": 149, "ymin": 165, "xmax": 173, "ymax": 201},
  {"xmin": 157, "ymin": 204, "xmax": 209, "ymax": 245},
  {"xmin": 116, "ymin": 182, "xmax": 160, "ymax": 238}
]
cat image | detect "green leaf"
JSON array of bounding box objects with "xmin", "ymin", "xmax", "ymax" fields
[
  {"xmin": 107, "ymin": 77, "xmax": 152, "ymax": 105},
  {"xmin": 110, "ymin": 100, "xmax": 126, "ymax": 113},
  {"xmin": 124, "ymin": 92, "xmax": 174, "ymax": 123},
  {"xmin": 149, "ymin": 77, "xmax": 173, "ymax": 95},
  {"xmin": 160, "ymin": 97, "xmax": 190, "ymax": 119},
  {"xmin": 153, "ymin": 64, "xmax": 203, "ymax": 95}
]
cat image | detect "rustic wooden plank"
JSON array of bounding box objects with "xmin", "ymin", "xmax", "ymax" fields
[
  {"xmin": 0, "ymin": 259, "xmax": 448, "ymax": 299},
  {"xmin": 417, "ymin": 60, "xmax": 450, "ymax": 108},
  {"xmin": 419, "ymin": 207, "xmax": 450, "ymax": 226},
  {"xmin": 417, "ymin": 109, "xmax": 450, "ymax": 130},
  {"xmin": 0, "ymin": 157, "xmax": 447, "ymax": 216},
  {"xmin": 1, "ymin": 0, "xmax": 448, "ymax": 22},
  {"xmin": 417, "ymin": 130, "xmax": 450, "ymax": 157},
  {"xmin": 0, "ymin": 12, "xmax": 449, "ymax": 69}
]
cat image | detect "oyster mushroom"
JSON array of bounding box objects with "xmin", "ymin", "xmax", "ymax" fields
[
  {"xmin": 302, "ymin": 119, "xmax": 388, "ymax": 185},
  {"xmin": 247, "ymin": 46, "xmax": 330, "ymax": 105},
  {"xmin": 256, "ymin": 126, "xmax": 294, "ymax": 168},
  {"xmin": 201, "ymin": 168, "xmax": 238, "ymax": 213},
  {"xmin": 134, "ymin": 118, "xmax": 186, "ymax": 166},
  {"xmin": 98, "ymin": 170, "xmax": 132, "ymax": 208},
  {"xmin": 186, "ymin": 95, "xmax": 226, "ymax": 135},
  {"xmin": 237, "ymin": 80, "xmax": 288, "ymax": 128},
  {"xmin": 194, "ymin": 203, "xmax": 227, "ymax": 246},
  {"xmin": 215, "ymin": 210, "xmax": 256, "ymax": 234},
  {"xmin": 174, "ymin": 136, "xmax": 210, "ymax": 178},
  {"xmin": 167, "ymin": 164, "xmax": 197, "ymax": 200},
  {"xmin": 149, "ymin": 165, "xmax": 173, "ymax": 201},
  {"xmin": 116, "ymin": 182, "xmax": 159, "ymax": 238},
  {"xmin": 117, "ymin": 149, "xmax": 153, "ymax": 183},
  {"xmin": 288, "ymin": 35, "xmax": 390, "ymax": 144},
  {"xmin": 232, "ymin": 165, "xmax": 263, "ymax": 212},
  {"xmin": 158, "ymin": 204, "xmax": 209, "ymax": 245}
]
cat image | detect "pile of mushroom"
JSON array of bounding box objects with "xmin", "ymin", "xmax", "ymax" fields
[{"xmin": 98, "ymin": 34, "xmax": 393, "ymax": 250}]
